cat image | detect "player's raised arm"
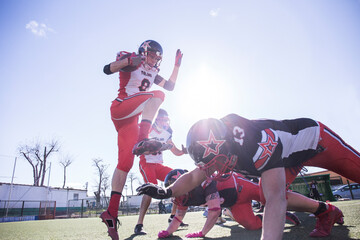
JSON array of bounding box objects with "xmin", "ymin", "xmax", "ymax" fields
[{"xmin": 154, "ymin": 49, "xmax": 182, "ymax": 91}]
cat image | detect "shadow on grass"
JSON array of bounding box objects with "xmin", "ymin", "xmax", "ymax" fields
[
  {"xmin": 124, "ymin": 234, "xmax": 183, "ymax": 240},
  {"xmin": 124, "ymin": 229, "xmax": 187, "ymax": 240},
  {"xmin": 283, "ymin": 212, "xmax": 356, "ymax": 240},
  {"xmin": 199, "ymin": 212, "xmax": 356, "ymax": 240}
]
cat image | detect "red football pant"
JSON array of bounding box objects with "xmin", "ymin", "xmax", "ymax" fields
[
  {"xmin": 285, "ymin": 122, "xmax": 360, "ymax": 185},
  {"xmin": 139, "ymin": 159, "xmax": 173, "ymax": 184},
  {"xmin": 110, "ymin": 90, "xmax": 165, "ymax": 172},
  {"xmin": 218, "ymin": 174, "xmax": 262, "ymax": 230}
]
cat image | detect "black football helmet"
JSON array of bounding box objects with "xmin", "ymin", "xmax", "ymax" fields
[
  {"xmin": 186, "ymin": 118, "xmax": 237, "ymax": 181},
  {"xmin": 138, "ymin": 40, "xmax": 163, "ymax": 69},
  {"xmin": 164, "ymin": 169, "xmax": 188, "ymax": 188}
]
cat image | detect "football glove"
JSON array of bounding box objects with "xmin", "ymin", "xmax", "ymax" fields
[
  {"xmin": 136, "ymin": 183, "xmax": 172, "ymax": 199},
  {"xmin": 128, "ymin": 52, "xmax": 143, "ymax": 67},
  {"xmin": 181, "ymin": 144, "xmax": 188, "ymax": 154},
  {"xmin": 175, "ymin": 49, "xmax": 183, "ymax": 67}
]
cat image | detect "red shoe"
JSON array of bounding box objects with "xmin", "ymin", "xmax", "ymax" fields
[
  {"xmin": 309, "ymin": 204, "xmax": 343, "ymax": 237},
  {"xmin": 132, "ymin": 138, "xmax": 163, "ymax": 156},
  {"xmin": 336, "ymin": 216, "xmax": 344, "ymax": 225},
  {"xmin": 286, "ymin": 211, "xmax": 301, "ymax": 226},
  {"xmin": 100, "ymin": 211, "xmax": 120, "ymax": 240}
]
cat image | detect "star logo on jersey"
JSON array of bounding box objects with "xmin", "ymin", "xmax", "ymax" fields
[
  {"xmin": 254, "ymin": 129, "xmax": 278, "ymax": 169},
  {"xmin": 197, "ymin": 130, "xmax": 226, "ymax": 158},
  {"xmin": 258, "ymin": 138, "xmax": 277, "ymax": 159}
]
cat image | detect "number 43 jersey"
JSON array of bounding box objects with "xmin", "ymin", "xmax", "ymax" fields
[
  {"xmin": 116, "ymin": 51, "xmax": 160, "ymax": 99},
  {"xmin": 221, "ymin": 114, "xmax": 320, "ymax": 177}
]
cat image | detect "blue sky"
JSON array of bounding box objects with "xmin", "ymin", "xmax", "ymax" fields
[{"xmin": 1, "ymin": 0, "xmax": 359, "ymax": 196}]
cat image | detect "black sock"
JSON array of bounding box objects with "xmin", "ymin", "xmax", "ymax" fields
[
  {"xmin": 111, "ymin": 191, "xmax": 122, "ymax": 197},
  {"xmin": 314, "ymin": 202, "xmax": 327, "ymax": 216}
]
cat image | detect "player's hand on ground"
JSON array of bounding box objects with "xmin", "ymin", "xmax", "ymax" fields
[
  {"xmin": 158, "ymin": 230, "xmax": 171, "ymax": 238},
  {"xmin": 185, "ymin": 231, "xmax": 205, "ymax": 238},
  {"xmin": 175, "ymin": 49, "xmax": 183, "ymax": 67},
  {"xmin": 136, "ymin": 183, "xmax": 172, "ymax": 199}
]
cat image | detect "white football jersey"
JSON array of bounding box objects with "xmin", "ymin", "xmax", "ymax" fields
[
  {"xmin": 116, "ymin": 51, "xmax": 159, "ymax": 99},
  {"xmin": 143, "ymin": 126, "xmax": 172, "ymax": 164}
]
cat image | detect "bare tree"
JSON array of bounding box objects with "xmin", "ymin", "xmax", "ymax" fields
[
  {"xmin": 59, "ymin": 155, "xmax": 74, "ymax": 188},
  {"xmin": 101, "ymin": 174, "xmax": 110, "ymax": 207},
  {"xmin": 92, "ymin": 158, "xmax": 109, "ymax": 207},
  {"xmin": 127, "ymin": 172, "xmax": 138, "ymax": 196},
  {"xmin": 18, "ymin": 139, "xmax": 59, "ymax": 186}
]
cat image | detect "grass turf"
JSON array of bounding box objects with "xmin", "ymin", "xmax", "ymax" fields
[{"xmin": 0, "ymin": 200, "xmax": 359, "ymax": 240}]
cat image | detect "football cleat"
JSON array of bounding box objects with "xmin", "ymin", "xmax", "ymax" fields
[
  {"xmin": 223, "ymin": 208, "xmax": 235, "ymax": 221},
  {"xmin": 134, "ymin": 224, "xmax": 147, "ymax": 235},
  {"xmin": 286, "ymin": 211, "xmax": 301, "ymax": 226},
  {"xmin": 168, "ymin": 215, "xmax": 189, "ymax": 227},
  {"xmin": 309, "ymin": 203, "xmax": 343, "ymax": 237},
  {"xmin": 100, "ymin": 211, "xmax": 120, "ymax": 240},
  {"xmin": 180, "ymin": 222, "xmax": 189, "ymax": 227},
  {"xmin": 336, "ymin": 216, "xmax": 344, "ymax": 225},
  {"xmin": 132, "ymin": 138, "xmax": 162, "ymax": 156},
  {"xmin": 216, "ymin": 217, "xmax": 226, "ymax": 224}
]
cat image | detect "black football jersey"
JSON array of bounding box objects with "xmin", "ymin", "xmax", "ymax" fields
[
  {"xmin": 179, "ymin": 180, "xmax": 217, "ymax": 206},
  {"xmin": 178, "ymin": 179, "xmax": 237, "ymax": 208},
  {"xmin": 221, "ymin": 114, "xmax": 320, "ymax": 177}
]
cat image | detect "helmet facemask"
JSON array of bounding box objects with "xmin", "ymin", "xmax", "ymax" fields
[
  {"xmin": 154, "ymin": 116, "xmax": 170, "ymax": 130},
  {"xmin": 196, "ymin": 154, "xmax": 238, "ymax": 181},
  {"xmin": 145, "ymin": 50, "xmax": 162, "ymax": 69},
  {"xmin": 154, "ymin": 109, "xmax": 170, "ymax": 130}
]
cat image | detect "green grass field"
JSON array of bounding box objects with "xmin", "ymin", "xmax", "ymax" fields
[{"xmin": 0, "ymin": 200, "xmax": 359, "ymax": 240}]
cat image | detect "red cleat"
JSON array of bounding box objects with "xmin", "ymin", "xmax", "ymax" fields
[
  {"xmin": 336, "ymin": 216, "xmax": 344, "ymax": 225},
  {"xmin": 309, "ymin": 203, "xmax": 343, "ymax": 237},
  {"xmin": 100, "ymin": 211, "xmax": 120, "ymax": 240}
]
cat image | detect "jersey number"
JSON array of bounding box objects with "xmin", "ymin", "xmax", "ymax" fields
[
  {"xmin": 138, "ymin": 78, "xmax": 150, "ymax": 91},
  {"xmin": 233, "ymin": 126, "xmax": 245, "ymax": 146}
]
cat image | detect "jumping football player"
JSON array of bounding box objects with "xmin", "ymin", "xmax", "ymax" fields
[{"xmin": 100, "ymin": 40, "xmax": 183, "ymax": 240}]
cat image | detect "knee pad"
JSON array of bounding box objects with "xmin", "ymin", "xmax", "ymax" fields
[
  {"xmin": 151, "ymin": 90, "xmax": 165, "ymax": 102},
  {"xmin": 116, "ymin": 158, "xmax": 134, "ymax": 173}
]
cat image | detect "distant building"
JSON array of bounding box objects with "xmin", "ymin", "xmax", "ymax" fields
[
  {"xmin": 0, "ymin": 182, "xmax": 88, "ymax": 220},
  {"xmin": 303, "ymin": 170, "xmax": 356, "ymax": 186},
  {"xmin": 0, "ymin": 182, "xmax": 87, "ymax": 207}
]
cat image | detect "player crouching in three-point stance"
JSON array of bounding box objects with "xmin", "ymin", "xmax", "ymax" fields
[
  {"xmin": 156, "ymin": 170, "xmax": 300, "ymax": 239},
  {"xmin": 100, "ymin": 40, "xmax": 182, "ymax": 240},
  {"xmin": 138, "ymin": 114, "xmax": 360, "ymax": 239}
]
